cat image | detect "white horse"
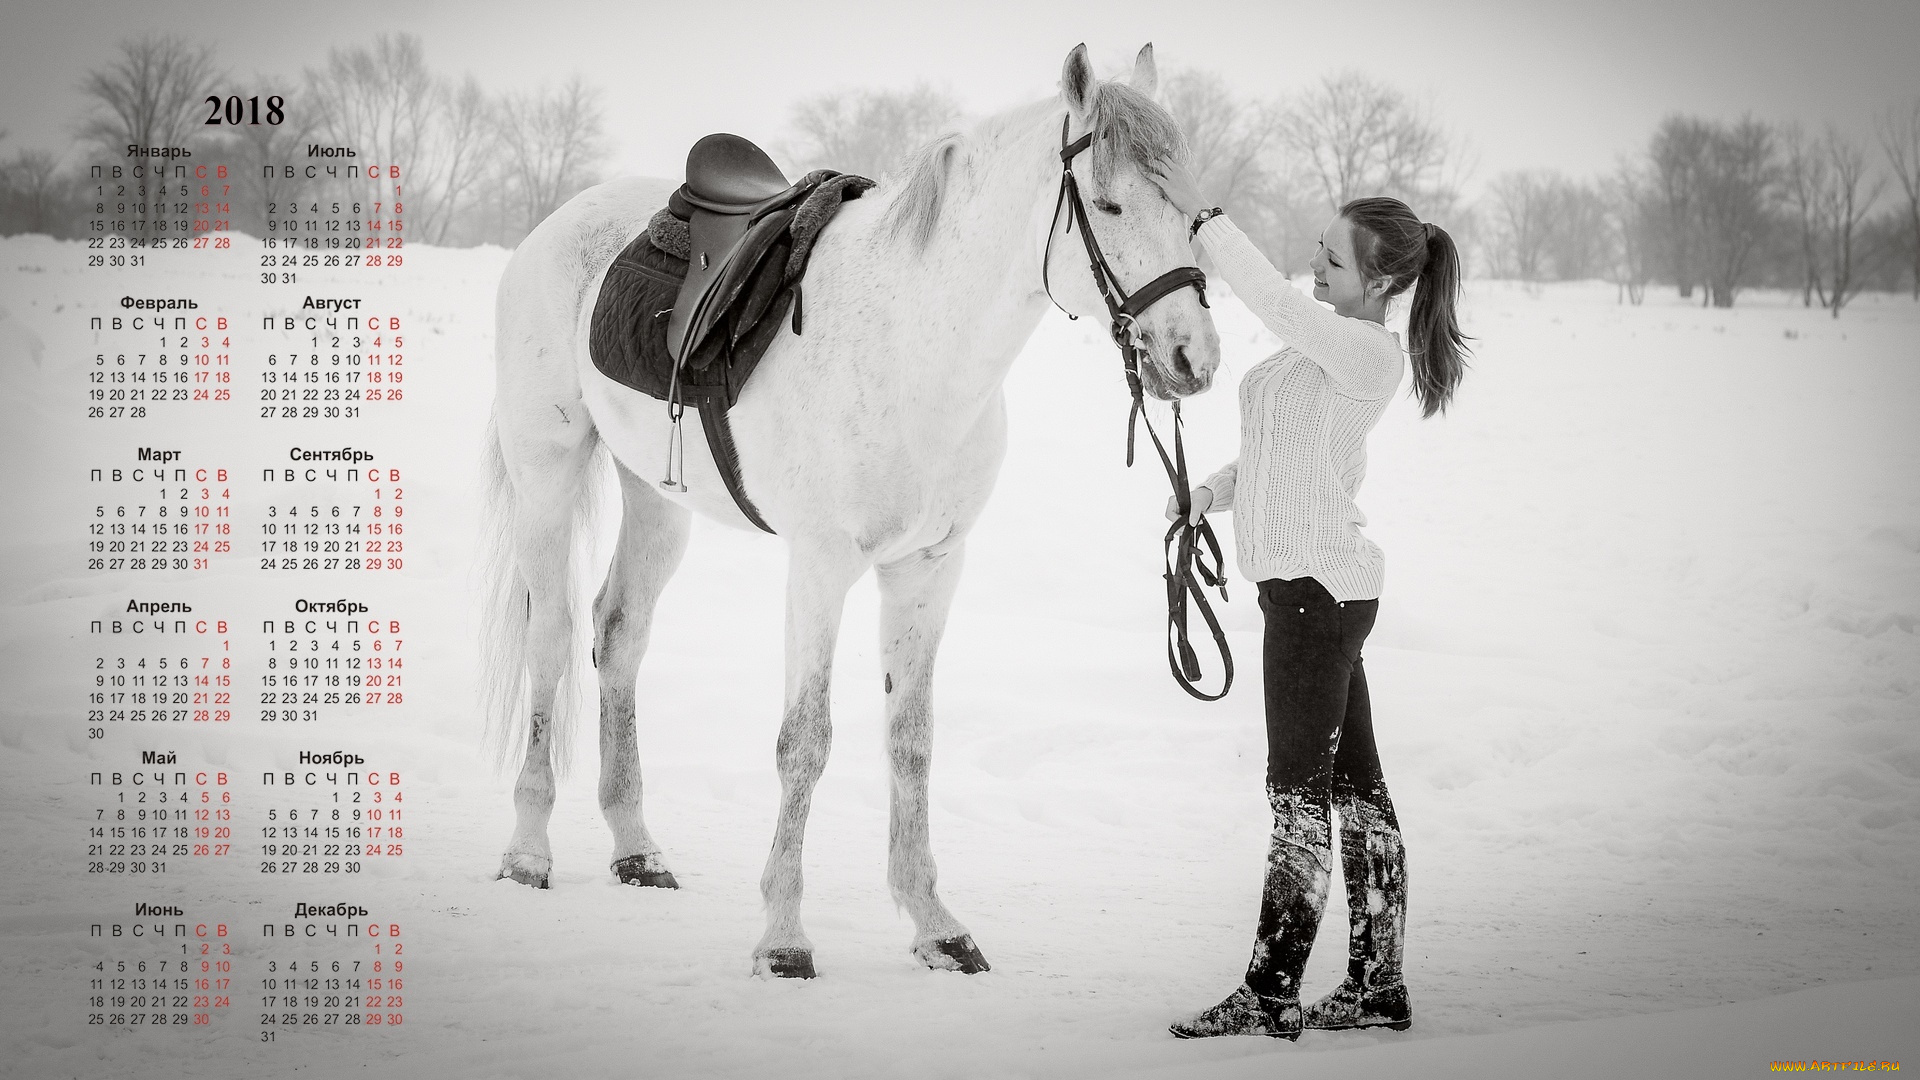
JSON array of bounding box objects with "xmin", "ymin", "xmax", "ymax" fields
[{"xmin": 481, "ymin": 43, "xmax": 1222, "ymax": 978}]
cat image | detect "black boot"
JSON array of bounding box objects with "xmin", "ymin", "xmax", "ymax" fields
[
  {"xmin": 1169, "ymin": 983, "xmax": 1301, "ymax": 1040},
  {"xmin": 1302, "ymin": 978, "xmax": 1410, "ymax": 1031},
  {"xmin": 1304, "ymin": 793, "xmax": 1410, "ymax": 1031},
  {"xmin": 1173, "ymin": 789, "xmax": 1330, "ymax": 1040}
]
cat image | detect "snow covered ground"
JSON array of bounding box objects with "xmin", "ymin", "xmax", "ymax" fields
[{"xmin": 1, "ymin": 233, "xmax": 1915, "ymax": 1077}]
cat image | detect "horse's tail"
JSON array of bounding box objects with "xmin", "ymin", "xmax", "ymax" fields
[
  {"xmin": 476, "ymin": 406, "xmax": 604, "ymax": 778},
  {"xmin": 477, "ymin": 411, "xmax": 530, "ymax": 772}
]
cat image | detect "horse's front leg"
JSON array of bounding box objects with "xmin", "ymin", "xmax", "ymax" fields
[
  {"xmin": 878, "ymin": 541, "xmax": 989, "ymax": 973},
  {"xmin": 753, "ymin": 536, "xmax": 866, "ymax": 979}
]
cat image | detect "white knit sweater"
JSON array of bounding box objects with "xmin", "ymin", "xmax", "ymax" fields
[{"xmin": 1194, "ymin": 215, "xmax": 1405, "ymax": 602}]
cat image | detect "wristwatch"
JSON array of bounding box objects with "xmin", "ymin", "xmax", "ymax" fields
[{"xmin": 1189, "ymin": 207, "xmax": 1225, "ymax": 236}]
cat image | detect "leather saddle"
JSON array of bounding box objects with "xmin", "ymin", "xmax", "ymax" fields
[
  {"xmin": 665, "ymin": 134, "xmax": 811, "ymax": 362},
  {"xmin": 587, "ymin": 134, "xmax": 871, "ymax": 535}
]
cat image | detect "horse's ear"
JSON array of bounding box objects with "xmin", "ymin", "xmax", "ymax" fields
[
  {"xmin": 1060, "ymin": 43, "xmax": 1095, "ymax": 116},
  {"xmin": 1129, "ymin": 43, "xmax": 1158, "ymax": 98}
]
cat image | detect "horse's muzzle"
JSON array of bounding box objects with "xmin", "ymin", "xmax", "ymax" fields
[{"xmin": 1141, "ymin": 343, "xmax": 1214, "ymax": 400}]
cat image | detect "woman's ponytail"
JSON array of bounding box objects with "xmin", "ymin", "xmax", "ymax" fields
[
  {"xmin": 1406, "ymin": 223, "xmax": 1468, "ymax": 418},
  {"xmin": 1341, "ymin": 198, "xmax": 1473, "ymax": 418}
]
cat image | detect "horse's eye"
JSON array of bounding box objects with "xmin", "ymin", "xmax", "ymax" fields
[{"xmin": 1094, "ymin": 199, "xmax": 1122, "ymax": 216}]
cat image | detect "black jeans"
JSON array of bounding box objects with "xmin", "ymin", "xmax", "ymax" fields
[
  {"xmin": 1258, "ymin": 576, "xmax": 1384, "ymax": 802},
  {"xmin": 1244, "ymin": 576, "xmax": 1405, "ymax": 999}
]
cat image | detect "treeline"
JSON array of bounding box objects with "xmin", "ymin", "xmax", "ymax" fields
[
  {"xmin": 0, "ymin": 33, "xmax": 609, "ymax": 248},
  {"xmin": 785, "ymin": 73, "xmax": 1920, "ymax": 311},
  {"xmin": 1484, "ymin": 111, "xmax": 1920, "ymax": 311},
  {"xmin": 8, "ymin": 37, "xmax": 1918, "ymax": 311}
]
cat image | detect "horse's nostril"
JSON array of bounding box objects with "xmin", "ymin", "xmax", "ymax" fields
[{"xmin": 1170, "ymin": 344, "xmax": 1193, "ymax": 380}]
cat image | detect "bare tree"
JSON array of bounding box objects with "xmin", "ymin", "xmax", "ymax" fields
[
  {"xmin": 1163, "ymin": 70, "xmax": 1281, "ymax": 210},
  {"xmin": 79, "ymin": 36, "xmax": 220, "ymax": 154},
  {"xmin": 1484, "ymin": 170, "xmax": 1558, "ymax": 280},
  {"xmin": 1780, "ymin": 123, "xmax": 1833, "ymax": 306},
  {"xmin": 1159, "ymin": 69, "xmax": 1313, "ymax": 271},
  {"xmin": 1647, "ymin": 115, "xmax": 1712, "ymax": 298},
  {"xmin": 1605, "ymin": 165, "xmax": 1659, "ymax": 304},
  {"xmin": 433, "ymin": 76, "xmax": 496, "ymax": 244},
  {"xmin": 1482, "ymin": 169, "xmax": 1609, "ymax": 281},
  {"xmin": 1800, "ymin": 126, "xmax": 1885, "ymax": 316},
  {"xmin": 1546, "ymin": 178, "xmax": 1612, "ymax": 281},
  {"xmin": 1280, "ymin": 72, "xmax": 1458, "ymax": 218},
  {"xmin": 1879, "ymin": 98, "xmax": 1920, "ymax": 299},
  {"xmin": 785, "ymin": 85, "xmax": 961, "ymax": 180},
  {"xmin": 495, "ymin": 76, "xmax": 606, "ymax": 238},
  {"xmin": 305, "ymin": 34, "xmax": 492, "ymax": 244},
  {"xmin": 1, "ymin": 149, "xmax": 87, "ymax": 237},
  {"xmin": 1694, "ymin": 117, "xmax": 1778, "ymax": 308},
  {"xmin": 77, "ymin": 36, "xmax": 222, "ymax": 242}
]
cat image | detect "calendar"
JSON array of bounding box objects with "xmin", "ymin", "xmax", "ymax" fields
[{"xmin": 5, "ymin": 27, "xmax": 443, "ymax": 1067}]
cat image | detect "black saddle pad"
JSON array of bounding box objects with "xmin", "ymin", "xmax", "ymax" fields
[{"xmin": 588, "ymin": 171, "xmax": 874, "ymax": 410}]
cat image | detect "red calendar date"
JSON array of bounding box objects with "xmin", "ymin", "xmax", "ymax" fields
[
  {"xmin": 256, "ymin": 308, "xmax": 403, "ymax": 418},
  {"xmin": 253, "ymin": 452, "xmax": 405, "ymax": 572},
  {"xmin": 257, "ymin": 758, "xmax": 404, "ymax": 873},
  {"xmin": 89, "ymin": 603, "xmax": 234, "ymax": 737},
  {"xmin": 89, "ymin": 451, "xmax": 233, "ymax": 573},
  {"xmin": 89, "ymin": 911, "xmax": 235, "ymax": 1031},
  {"xmin": 86, "ymin": 307, "xmax": 234, "ymax": 419},
  {"xmin": 256, "ymin": 910, "xmax": 405, "ymax": 1037},
  {"xmin": 90, "ymin": 756, "xmax": 234, "ymax": 874},
  {"xmin": 258, "ymin": 600, "xmax": 403, "ymax": 723},
  {"xmin": 88, "ymin": 162, "xmax": 233, "ymax": 253}
]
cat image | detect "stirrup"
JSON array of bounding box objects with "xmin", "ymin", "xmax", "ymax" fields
[{"xmin": 659, "ymin": 401, "xmax": 688, "ymax": 492}]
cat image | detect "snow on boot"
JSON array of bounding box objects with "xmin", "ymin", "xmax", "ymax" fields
[
  {"xmin": 1303, "ymin": 977, "xmax": 1412, "ymax": 1031},
  {"xmin": 1312, "ymin": 790, "xmax": 1410, "ymax": 1031},
  {"xmin": 1242, "ymin": 788, "xmax": 1334, "ymax": 1001},
  {"xmin": 1169, "ymin": 983, "xmax": 1302, "ymax": 1040},
  {"xmin": 1172, "ymin": 791, "xmax": 1329, "ymax": 1041}
]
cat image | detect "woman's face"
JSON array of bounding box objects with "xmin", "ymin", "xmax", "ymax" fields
[{"xmin": 1309, "ymin": 216, "xmax": 1383, "ymax": 320}]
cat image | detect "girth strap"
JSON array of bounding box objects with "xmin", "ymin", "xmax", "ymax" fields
[{"xmin": 698, "ymin": 402, "xmax": 775, "ymax": 534}]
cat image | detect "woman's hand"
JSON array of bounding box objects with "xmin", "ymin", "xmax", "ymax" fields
[
  {"xmin": 1145, "ymin": 159, "xmax": 1211, "ymax": 220},
  {"xmin": 1165, "ymin": 486, "xmax": 1214, "ymax": 526}
]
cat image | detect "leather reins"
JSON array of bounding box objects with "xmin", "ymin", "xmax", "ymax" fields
[{"xmin": 1043, "ymin": 115, "xmax": 1234, "ymax": 702}]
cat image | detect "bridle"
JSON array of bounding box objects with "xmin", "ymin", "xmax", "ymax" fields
[{"xmin": 1043, "ymin": 115, "xmax": 1234, "ymax": 702}]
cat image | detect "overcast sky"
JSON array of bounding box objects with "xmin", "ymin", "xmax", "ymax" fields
[{"xmin": 5, "ymin": 0, "xmax": 1918, "ymax": 198}]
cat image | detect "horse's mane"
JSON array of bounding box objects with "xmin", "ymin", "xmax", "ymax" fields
[
  {"xmin": 884, "ymin": 132, "xmax": 967, "ymax": 251},
  {"xmin": 882, "ymin": 80, "xmax": 1187, "ymax": 252},
  {"xmin": 1081, "ymin": 81, "xmax": 1188, "ymax": 190}
]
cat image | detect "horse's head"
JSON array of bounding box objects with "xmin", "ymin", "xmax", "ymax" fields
[{"xmin": 1046, "ymin": 43, "xmax": 1222, "ymax": 401}]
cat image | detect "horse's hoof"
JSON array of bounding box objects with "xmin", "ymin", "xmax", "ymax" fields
[
  {"xmin": 612, "ymin": 854, "xmax": 679, "ymax": 889},
  {"xmin": 498, "ymin": 866, "xmax": 550, "ymax": 889},
  {"xmin": 498, "ymin": 854, "xmax": 551, "ymax": 890},
  {"xmin": 916, "ymin": 934, "xmax": 990, "ymax": 974},
  {"xmin": 753, "ymin": 947, "xmax": 817, "ymax": 979}
]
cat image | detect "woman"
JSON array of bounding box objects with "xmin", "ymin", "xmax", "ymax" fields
[{"xmin": 1147, "ymin": 160, "xmax": 1469, "ymax": 1040}]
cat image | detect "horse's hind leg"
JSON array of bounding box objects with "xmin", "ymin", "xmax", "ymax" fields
[
  {"xmin": 594, "ymin": 461, "xmax": 691, "ymax": 887},
  {"xmin": 494, "ymin": 412, "xmax": 599, "ymax": 890},
  {"xmin": 878, "ymin": 541, "xmax": 989, "ymax": 973},
  {"xmin": 753, "ymin": 536, "xmax": 867, "ymax": 978}
]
